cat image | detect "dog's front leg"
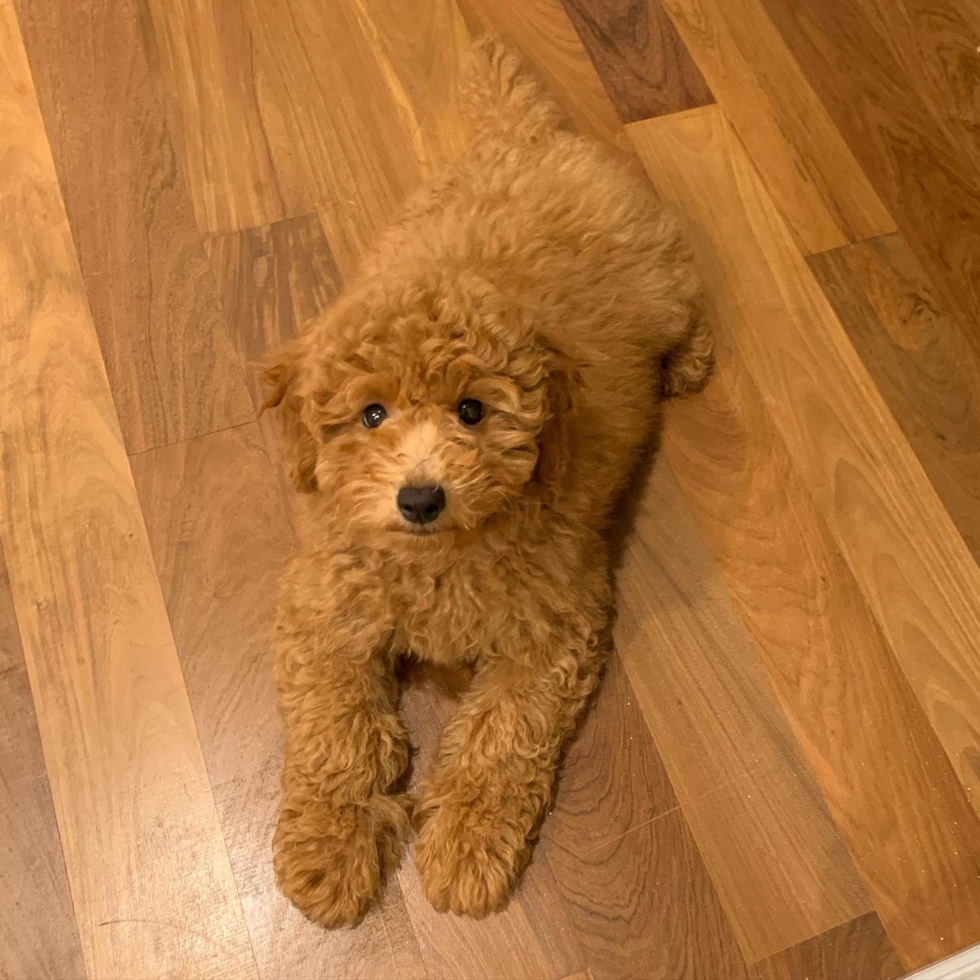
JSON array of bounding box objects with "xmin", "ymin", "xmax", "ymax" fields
[
  {"xmin": 272, "ymin": 587, "xmax": 409, "ymax": 927},
  {"xmin": 414, "ymin": 616, "xmax": 607, "ymax": 916}
]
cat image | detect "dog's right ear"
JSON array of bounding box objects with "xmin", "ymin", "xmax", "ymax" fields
[{"xmin": 260, "ymin": 337, "xmax": 319, "ymax": 494}]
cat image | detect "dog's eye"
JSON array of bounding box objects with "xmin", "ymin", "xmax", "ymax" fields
[
  {"xmin": 362, "ymin": 404, "xmax": 388, "ymax": 429},
  {"xmin": 457, "ymin": 398, "xmax": 484, "ymax": 425}
]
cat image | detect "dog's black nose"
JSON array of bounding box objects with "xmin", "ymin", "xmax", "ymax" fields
[{"xmin": 397, "ymin": 485, "xmax": 446, "ymax": 525}]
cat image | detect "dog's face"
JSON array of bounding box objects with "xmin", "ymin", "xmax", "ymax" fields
[{"xmin": 263, "ymin": 274, "xmax": 578, "ymax": 539}]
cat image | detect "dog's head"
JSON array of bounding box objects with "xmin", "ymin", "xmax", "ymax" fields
[{"xmin": 262, "ymin": 272, "xmax": 580, "ymax": 540}]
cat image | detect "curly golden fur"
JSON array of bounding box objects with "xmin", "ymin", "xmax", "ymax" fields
[{"xmin": 263, "ymin": 38, "xmax": 712, "ymax": 927}]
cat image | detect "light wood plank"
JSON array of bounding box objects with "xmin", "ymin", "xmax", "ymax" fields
[
  {"xmin": 346, "ymin": 0, "xmax": 472, "ymax": 180},
  {"xmin": 660, "ymin": 0, "xmax": 894, "ymax": 253},
  {"xmin": 15, "ymin": 0, "xmax": 254, "ymax": 454},
  {"xmin": 753, "ymin": 912, "xmax": 903, "ymax": 980},
  {"xmin": 662, "ymin": 304, "xmax": 980, "ymax": 971},
  {"xmin": 0, "ymin": 542, "xmax": 85, "ymax": 980},
  {"xmin": 0, "ymin": 3, "xmax": 256, "ymax": 975},
  {"xmin": 243, "ymin": 0, "xmax": 425, "ymax": 279},
  {"xmin": 137, "ymin": 0, "xmax": 285, "ymax": 232},
  {"xmin": 759, "ymin": 0, "xmax": 980, "ymax": 358},
  {"xmin": 616, "ymin": 462, "xmax": 870, "ymax": 961},
  {"xmin": 631, "ymin": 103, "xmax": 980, "ymax": 827},
  {"xmin": 809, "ymin": 234, "xmax": 980, "ymax": 563},
  {"xmin": 559, "ymin": 0, "xmax": 714, "ymax": 123}
]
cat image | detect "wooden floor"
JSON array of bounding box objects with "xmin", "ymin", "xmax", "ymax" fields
[{"xmin": 2, "ymin": 0, "xmax": 980, "ymax": 977}]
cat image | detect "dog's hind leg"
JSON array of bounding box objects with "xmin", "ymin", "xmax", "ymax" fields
[{"xmin": 272, "ymin": 580, "xmax": 410, "ymax": 927}]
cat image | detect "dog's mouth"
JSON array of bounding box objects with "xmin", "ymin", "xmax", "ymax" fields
[{"xmin": 402, "ymin": 523, "xmax": 445, "ymax": 537}]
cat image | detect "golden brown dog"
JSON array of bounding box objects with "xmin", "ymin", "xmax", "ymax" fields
[{"xmin": 262, "ymin": 38, "xmax": 712, "ymax": 927}]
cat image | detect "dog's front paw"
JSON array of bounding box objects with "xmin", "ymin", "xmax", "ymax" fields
[
  {"xmin": 273, "ymin": 794, "xmax": 409, "ymax": 927},
  {"xmin": 413, "ymin": 797, "xmax": 531, "ymax": 916}
]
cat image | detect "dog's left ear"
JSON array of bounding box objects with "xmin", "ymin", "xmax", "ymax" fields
[
  {"xmin": 260, "ymin": 336, "xmax": 320, "ymax": 494},
  {"xmin": 533, "ymin": 348, "xmax": 584, "ymax": 496}
]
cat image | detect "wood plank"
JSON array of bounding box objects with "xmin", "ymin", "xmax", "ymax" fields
[
  {"xmin": 660, "ymin": 0, "xmax": 894, "ymax": 253},
  {"xmin": 615, "ymin": 462, "xmax": 870, "ymax": 961},
  {"xmin": 137, "ymin": 0, "xmax": 285, "ymax": 232},
  {"xmin": 759, "ymin": 0, "xmax": 980, "ymax": 357},
  {"xmin": 754, "ymin": 913, "xmax": 904, "ymax": 980},
  {"xmin": 661, "ymin": 300, "xmax": 980, "ymax": 971},
  {"xmin": 549, "ymin": 808, "xmax": 749, "ymax": 980},
  {"xmin": 243, "ymin": 0, "xmax": 425, "ymax": 279},
  {"xmin": 131, "ymin": 422, "xmax": 426, "ymax": 980},
  {"xmin": 205, "ymin": 213, "xmax": 343, "ymax": 408},
  {"xmin": 0, "ymin": 2, "xmax": 256, "ymax": 974},
  {"xmin": 346, "ymin": 0, "xmax": 472, "ymax": 180},
  {"xmin": 541, "ymin": 655, "xmax": 749, "ymax": 980},
  {"xmin": 15, "ymin": 0, "xmax": 254, "ymax": 454},
  {"xmin": 559, "ymin": 0, "xmax": 714, "ymax": 123},
  {"xmin": 809, "ymin": 235, "xmax": 980, "ymax": 563},
  {"xmin": 455, "ymin": 0, "xmax": 629, "ymax": 153},
  {"xmin": 0, "ymin": 542, "xmax": 85, "ymax": 980},
  {"xmin": 630, "ymin": 103, "xmax": 980, "ymax": 848}
]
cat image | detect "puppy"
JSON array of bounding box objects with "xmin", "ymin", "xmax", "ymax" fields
[{"xmin": 263, "ymin": 38, "xmax": 712, "ymax": 927}]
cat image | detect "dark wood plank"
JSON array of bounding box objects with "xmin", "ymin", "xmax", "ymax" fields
[
  {"xmin": 15, "ymin": 0, "xmax": 254, "ymax": 453},
  {"xmin": 541, "ymin": 656, "xmax": 749, "ymax": 980},
  {"xmin": 205, "ymin": 213, "xmax": 343, "ymax": 409},
  {"xmin": 759, "ymin": 0, "xmax": 980, "ymax": 358},
  {"xmin": 560, "ymin": 0, "xmax": 714, "ymax": 123},
  {"xmin": 754, "ymin": 913, "xmax": 904, "ymax": 980},
  {"xmin": 809, "ymin": 234, "xmax": 980, "ymax": 563},
  {"xmin": 0, "ymin": 542, "xmax": 85, "ymax": 980}
]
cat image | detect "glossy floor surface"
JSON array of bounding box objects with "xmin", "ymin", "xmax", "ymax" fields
[{"xmin": 2, "ymin": 0, "xmax": 980, "ymax": 977}]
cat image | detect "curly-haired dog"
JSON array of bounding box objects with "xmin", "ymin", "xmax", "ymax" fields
[{"xmin": 263, "ymin": 39, "xmax": 712, "ymax": 927}]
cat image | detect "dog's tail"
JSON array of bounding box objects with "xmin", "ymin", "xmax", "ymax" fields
[{"xmin": 458, "ymin": 37, "xmax": 567, "ymax": 143}]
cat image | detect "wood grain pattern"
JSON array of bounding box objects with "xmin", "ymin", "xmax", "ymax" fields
[
  {"xmin": 0, "ymin": 4, "xmax": 256, "ymax": 975},
  {"xmin": 347, "ymin": 0, "xmax": 472, "ymax": 180},
  {"xmin": 809, "ymin": 234, "xmax": 980, "ymax": 563},
  {"xmin": 206, "ymin": 213, "xmax": 343, "ymax": 407},
  {"xmin": 660, "ymin": 326, "xmax": 980, "ymax": 970},
  {"xmin": 560, "ymin": 0, "xmax": 714, "ymax": 122},
  {"xmin": 0, "ymin": 542, "xmax": 85, "ymax": 980},
  {"xmin": 753, "ymin": 913, "xmax": 904, "ymax": 980},
  {"xmin": 660, "ymin": 0, "xmax": 894, "ymax": 253},
  {"xmin": 137, "ymin": 0, "xmax": 285, "ymax": 232},
  {"xmin": 631, "ymin": 102, "xmax": 980, "ymax": 856},
  {"xmin": 615, "ymin": 462, "xmax": 870, "ymax": 961},
  {"xmin": 14, "ymin": 0, "xmax": 254, "ymax": 454},
  {"xmin": 131, "ymin": 422, "xmax": 425, "ymax": 980},
  {"xmin": 243, "ymin": 0, "xmax": 425, "ymax": 279},
  {"xmin": 456, "ymin": 0, "xmax": 629, "ymax": 153},
  {"xmin": 759, "ymin": 0, "xmax": 980, "ymax": 357},
  {"xmin": 541, "ymin": 656, "xmax": 749, "ymax": 980}
]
